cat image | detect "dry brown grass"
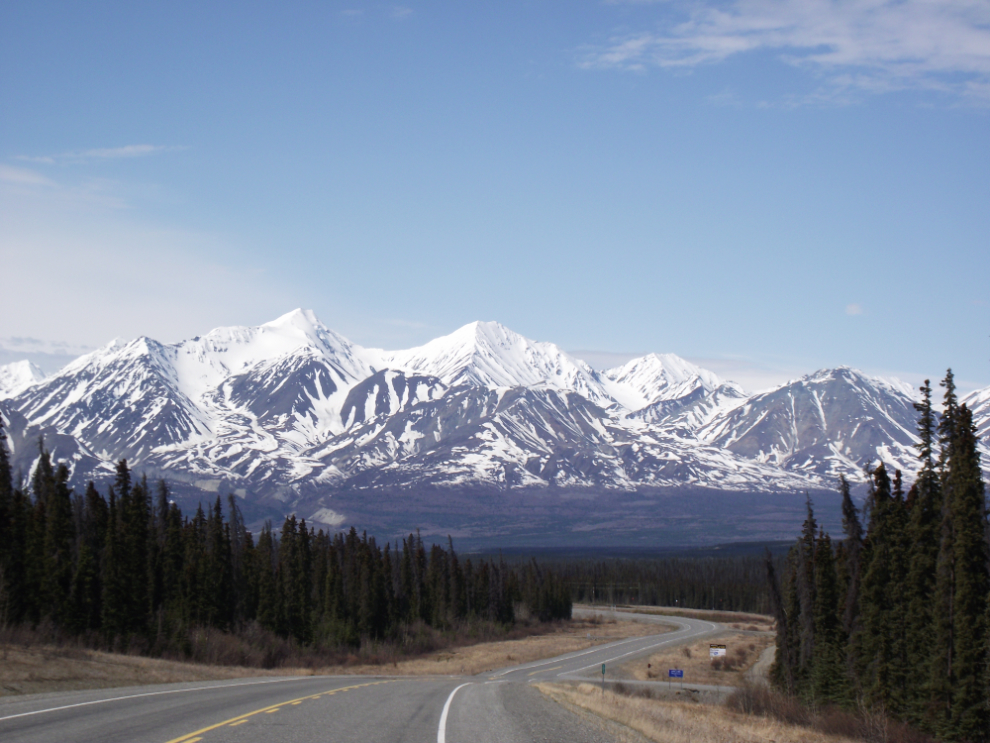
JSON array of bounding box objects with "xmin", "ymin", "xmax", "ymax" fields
[
  {"xmin": 621, "ymin": 632, "xmax": 775, "ymax": 687},
  {"xmin": 537, "ymin": 682, "xmax": 862, "ymax": 743},
  {"xmin": 0, "ymin": 616, "xmax": 669, "ymax": 695},
  {"xmin": 330, "ymin": 617, "xmax": 670, "ymax": 677},
  {"xmin": 726, "ymin": 683, "xmax": 936, "ymax": 743},
  {"xmin": 0, "ymin": 644, "xmax": 284, "ymax": 696}
]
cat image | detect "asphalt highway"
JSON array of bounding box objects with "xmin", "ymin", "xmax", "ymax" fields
[{"xmin": 0, "ymin": 610, "xmax": 724, "ymax": 743}]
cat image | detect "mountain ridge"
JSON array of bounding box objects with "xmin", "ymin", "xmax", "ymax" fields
[{"xmin": 1, "ymin": 310, "xmax": 986, "ymax": 541}]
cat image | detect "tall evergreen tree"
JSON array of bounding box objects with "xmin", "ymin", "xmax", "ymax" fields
[
  {"xmin": 0, "ymin": 413, "xmax": 12, "ymax": 574},
  {"xmin": 931, "ymin": 370, "xmax": 961, "ymax": 734},
  {"xmin": 946, "ymin": 405, "xmax": 989, "ymax": 740},
  {"xmin": 810, "ymin": 530, "xmax": 847, "ymax": 706},
  {"xmin": 30, "ymin": 439, "xmax": 56, "ymax": 508},
  {"xmin": 42, "ymin": 464, "xmax": 75, "ymax": 624},
  {"xmin": 858, "ymin": 463, "xmax": 896, "ymax": 706},
  {"xmin": 255, "ymin": 523, "xmax": 279, "ymax": 634},
  {"xmin": 904, "ymin": 380, "xmax": 942, "ymax": 721},
  {"xmin": 796, "ymin": 496, "xmax": 818, "ymax": 686},
  {"xmin": 101, "ymin": 485, "xmax": 127, "ymax": 640},
  {"xmin": 838, "ymin": 474, "xmax": 864, "ymax": 695},
  {"xmin": 118, "ymin": 464, "xmax": 150, "ymax": 634}
]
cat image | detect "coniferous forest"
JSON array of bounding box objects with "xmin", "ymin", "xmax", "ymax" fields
[
  {"xmin": 0, "ymin": 421, "xmax": 570, "ymax": 666},
  {"xmin": 535, "ymin": 554, "xmax": 779, "ymax": 615},
  {"xmin": 769, "ymin": 371, "xmax": 990, "ymax": 742}
]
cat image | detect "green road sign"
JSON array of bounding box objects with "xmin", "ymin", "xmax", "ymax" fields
[{"xmin": 601, "ymin": 663, "xmax": 605, "ymax": 675}]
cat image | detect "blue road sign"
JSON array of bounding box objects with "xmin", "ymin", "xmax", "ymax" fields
[{"xmin": 668, "ymin": 669, "xmax": 684, "ymax": 678}]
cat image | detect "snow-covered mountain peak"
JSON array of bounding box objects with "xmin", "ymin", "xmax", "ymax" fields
[
  {"xmin": 168, "ymin": 310, "xmax": 372, "ymax": 401},
  {"xmin": 0, "ymin": 360, "xmax": 46, "ymax": 398},
  {"xmin": 264, "ymin": 307, "xmax": 321, "ymax": 330},
  {"xmin": 378, "ymin": 321, "xmax": 614, "ymax": 406},
  {"xmin": 602, "ymin": 353, "xmax": 722, "ymax": 410},
  {"xmin": 799, "ymin": 367, "xmax": 916, "ymax": 401},
  {"xmin": 258, "ymin": 308, "xmax": 347, "ymax": 351}
]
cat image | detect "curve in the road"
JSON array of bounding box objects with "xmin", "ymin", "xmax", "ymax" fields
[{"xmin": 0, "ymin": 608, "xmax": 727, "ymax": 743}]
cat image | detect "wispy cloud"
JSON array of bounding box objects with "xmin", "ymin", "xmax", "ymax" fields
[
  {"xmin": 16, "ymin": 144, "xmax": 183, "ymax": 165},
  {"xmin": 0, "ymin": 336, "xmax": 95, "ymax": 356},
  {"xmin": 0, "ymin": 165, "xmax": 56, "ymax": 187},
  {"xmin": 391, "ymin": 5, "xmax": 413, "ymax": 20},
  {"xmin": 0, "ymin": 163, "xmax": 130, "ymax": 209},
  {"xmin": 845, "ymin": 303, "xmax": 864, "ymax": 316},
  {"xmin": 581, "ymin": 0, "xmax": 990, "ymax": 103}
]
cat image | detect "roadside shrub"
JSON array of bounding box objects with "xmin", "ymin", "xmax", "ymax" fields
[
  {"xmin": 726, "ymin": 682, "xmax": 935, "ymax": 743},
  {"xmin": 725, "ymin": 682, "xmax": 812, "ymax": 726}
]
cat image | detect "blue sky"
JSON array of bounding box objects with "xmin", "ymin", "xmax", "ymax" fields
[{"xmin": 1, "ymin": 1, "xmax": 988, "ymax": 393}]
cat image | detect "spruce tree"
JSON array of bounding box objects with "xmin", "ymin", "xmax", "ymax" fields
[
  {"xmin": 161, "ymin": 501, "xmax": 184, "ymax": 623},
  {"xmin": 30, "ymin": 439, "xmax": 55, "ymax": 508},
  {"xmin": 0, "ymin": 414, "xmax": 12, "ymax": 569},
  {"xmin": 119, "ymin": 465, "xmax": 150, "ymax": 634},
  {"xmin": 255, "ymin": 524, "xmax": 279, "ymax": 634},
  {"xmin": 796, "ymin": 496, "xmax": 818, "ymax": 689},
  {"xmin": 904, "ymin": 380, "xmax": 942, "ymax": 723},
  {"xmin": 946, "ymin": 405, "xmax": 989, "ymax": 740},
  {"xmin": 810, "ymin": 530, "xmax": 847, "ymax": 706},
  {"xmin": 0, "ymin": 414, "xmax": 13, "ymax": 617},
  {"xmin": 887, "ymin": 469, "xmax": 911, "ymax": 715},
  {"xmin": 858, "ymin": 463, "xmax": 896, "ymax": 707},
  {"xmin": 931, "ymin": 370, "xmax": 961, "ymax": 734},
  {"xmin": 42, "ymin": 464, "xmax": 75, "ymax": 624},
  {"xmin": 4, "ymin": 489, "xmax": 29, "ymax": 623},
  {"xmin": 101, "ymin": 485, "xmax": 127, "ymax": 641},
  {"xmin": 839, "ymin": 474, "xmax": 864, "ymax": 694},
  {"xmin": 74, "ymin": 482, "xmax": 107, "ymax": 631}
]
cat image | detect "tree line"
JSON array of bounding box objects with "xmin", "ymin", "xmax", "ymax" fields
[
  {"xmin": 0, "ymin": 423, "xmax": 570, "ymax": 658},
  {"xmin": 540, "ymin": 554, "xmax": 781, "ymax": 615},
  {"xmin": 768, "ymin": 371, "xmax": 990, "ymax": 742}
]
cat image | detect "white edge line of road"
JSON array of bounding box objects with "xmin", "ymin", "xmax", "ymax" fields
[
  {"xmin": 561, "ymin": 620, "xmax": 721, "ymax": 678},
  {"xmin": 494, "ymin": 618, "xmax": 695, "ymax": 678},
  {"xmin": 437, "ymin": 682, "xmax": 471, "ymax": 743},
  {"xmin": 0, "ymin": 676, "xmax": 315, "ymax": 723}
]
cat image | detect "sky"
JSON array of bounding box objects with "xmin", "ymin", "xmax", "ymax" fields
[{"xmin": 1, "ymin": 1, "xmax": 988, "ymax": 394}]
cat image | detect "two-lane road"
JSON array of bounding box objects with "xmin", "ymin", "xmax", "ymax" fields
[{"xmin": 0, "ymin": 610, "xmax": 724, "ymax": 743}]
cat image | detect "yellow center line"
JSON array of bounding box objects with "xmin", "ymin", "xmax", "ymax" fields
[
  {"xmin": 528, "ymin": 665, "xmax": 562, "ymax": 676},
  {"xmin": 163, "ymin": 681, "xmax": 393, "ymax": 743},
  {"xmin": 228, "ymin": 720, "xmax": 248, "ymax": 727}
]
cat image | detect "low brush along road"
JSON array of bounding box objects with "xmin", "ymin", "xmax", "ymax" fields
[{"xmin": 0, "ymin": 610, "xmax": 723, "ymax": 743}]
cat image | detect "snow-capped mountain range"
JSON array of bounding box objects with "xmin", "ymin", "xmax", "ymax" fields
[
  {"xmin": 0, "ymin": 360, "xmax": 45, "ymax": 399},
  {"xmin": 1, "ymin": 310, "xmax": 987, "ymax": 537}
]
